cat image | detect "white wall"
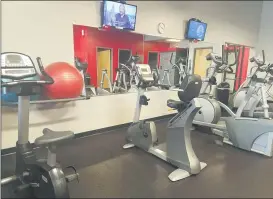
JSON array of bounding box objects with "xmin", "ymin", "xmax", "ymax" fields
[
  {"xmin": 256, "ymin": 1, "xmax": 273, "ymax": 63},
  {"xmin": 2, "ymin": 1, "xmax": 263, "ymax": 65},
  {"xmin": 2, "ymin": 91, "xmax": 179, "ymax": 149},
  {"xmin": 1, "ymin": 1, "xmax": 263, "ymax": 149}
]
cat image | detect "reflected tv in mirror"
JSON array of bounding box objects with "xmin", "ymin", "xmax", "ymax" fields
[
  {"xmin": 102, "ymin": 0, "xmax": 137, "ymax": 31},
  {"xmin": 185, "ymin": 19, "xmax": 207, "ymax": 41}
]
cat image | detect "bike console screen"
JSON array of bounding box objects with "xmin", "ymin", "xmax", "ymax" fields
[
  {"xmin": 1, "ymin": 52, "xmax": 36, "ymax": 79},
  {"xmin": 136, "ymin": 64, "xmax": 154, "ymax": 82}
]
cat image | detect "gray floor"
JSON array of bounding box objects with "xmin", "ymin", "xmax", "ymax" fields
[{"xmin": 2, "ymin": 118, "xmax": 273, "ymax": 198}]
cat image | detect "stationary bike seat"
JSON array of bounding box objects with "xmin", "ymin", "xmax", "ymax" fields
[
  {"xmin": 167, "ymin": 99, "xmax": 184, "ymax": 109},
  {"xmin": 35, "ymin": 128, "xmax": 74, "ymax": 146}
]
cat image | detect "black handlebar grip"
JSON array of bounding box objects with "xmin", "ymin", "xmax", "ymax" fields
[
  {"xmin": 261, "ymin": 50, "xmax": 265, "ymax": 66},
  {"xmin": 36, "ymin": 57, "xmax": 54, "ymax": 84},
  {"xmin": 249, "ymin": 57, "xmax": 255, "ymax": 63}
]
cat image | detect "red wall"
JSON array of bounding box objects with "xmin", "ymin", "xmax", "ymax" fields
[{"xmin": 73, "ymin": 25, "xmax": 180, "ymax": 87}]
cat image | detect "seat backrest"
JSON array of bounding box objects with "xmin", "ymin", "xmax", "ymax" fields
[{"xmin": 178, "ymin": 74, "xmax": 202, "ymax": 102}]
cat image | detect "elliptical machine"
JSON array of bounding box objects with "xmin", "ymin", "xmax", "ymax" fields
[
  {"xmin": 192, "ymin": 48, "xmax": 273, "ymax": 157},
  {"xmin": 112, "ymin": 66, "xmax": 128, "ymax": 93},
  {"xmin": 97, "ymin": 69, "xmax": 113, "ymax": 95},
  {"xmin": 170, "ymin": 52, "xmax": 188, "ymax": 89},
  {"xmin": 231, "ymin": 51, "xmax": 273, "ymax": 118},
  {"xmin": 193, "ymin": 46, "xmax": 236, "ymax": 124},
  {"xmin": 123, "ymin": 64, "xmax": 207, "ymax": 182},
  {"xmin": 1, "ymin": 52, "xmax": 79, "ymax": 198},
  {"xmin": 74, "ymin": 57, "xmax": 95, "ymax": 98}
]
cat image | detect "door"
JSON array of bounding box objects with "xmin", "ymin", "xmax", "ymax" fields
[
  {"xmin": 193, "ymin": 48, "xmax": 213, "ymax": 78},
  {"xmin": 148, "ymin": 52, "xmax": 159, "ymax": 70},
  {"xmin": 187, "ymin": 42, "xmax": 217, "ymax": 76},
  {"xmin": 118, "ymin": 49, "xmax": 132, "ymax": 64},
  {"xmin": 97, "ymin": 48, "xmax": 112, "ymax": 88}
]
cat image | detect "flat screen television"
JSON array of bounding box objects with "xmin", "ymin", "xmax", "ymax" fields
[
  {"xmin": 185, "ymin": 19, "xmax": 207, "ymax": 41},
  {"xmin": 101, "ymin": 0, "xmax": 137, "ymax": 31}
]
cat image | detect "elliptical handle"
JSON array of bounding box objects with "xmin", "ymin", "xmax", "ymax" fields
[
  {"xmin": 261, "ymin": 50, "xmax": 265, "ymax": 66},
  {"xmin": 221, "ymin": 45, "xmax": 225, "ymax": 65},
  {"xmin": 170, "ymin": 52, "xmax": 174, "ymax": 65},
  {"xmin": 249, "ymin": 50, "xmax": 265, "ymax": 67},
  {"xmin": 36, "ymin": 57, "xmax": 54, "ymax": 84}
]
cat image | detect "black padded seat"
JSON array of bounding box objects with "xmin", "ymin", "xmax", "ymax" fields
[
  {"xmin": 177, "ymin": 75, "xmax": 202, "ymax": 102},
  {"xmin": 167, "ymin": 75, "xmax": 202, "ymax": 111},
  {"xmin": 167, "ymin": 99, "xmax": 184, "ymax": 109},
  {"xmin": 35, "ymin": 128, "xmax": 74, "ymax": 146}
]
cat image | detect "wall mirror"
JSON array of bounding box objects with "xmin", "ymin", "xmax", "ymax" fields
[{"xmin": 73, "ymin": 24, "xmax": 189, "ymax": 96}]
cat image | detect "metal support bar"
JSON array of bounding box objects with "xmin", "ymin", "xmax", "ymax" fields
[
  {"xmin": 18, "ymin": 96, "xmax": 30, "ymax": 144},
  {"xmin": 1, "ymin": 175, "xmax": 17, "ymax": 185},
  {"xmin": 2, "ymin": 96, "xmax": 87, "ymax": 106}
]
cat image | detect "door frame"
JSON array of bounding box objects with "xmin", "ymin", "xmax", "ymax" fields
[{"xmin": 96, "ymin": 47, "xmax": 113, "ymax": 85}]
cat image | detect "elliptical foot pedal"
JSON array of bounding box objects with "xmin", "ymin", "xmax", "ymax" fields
[{"xmin": 123, "ymin": 143, "xmax": 135, "ymax": 149}]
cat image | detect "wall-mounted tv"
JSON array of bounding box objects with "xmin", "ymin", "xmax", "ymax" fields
[
  {"xmin": 185, "ymin": 19, "xmax": 207, "ymax": 41},
  {"xmin": 101, "ymin": 0, "xmax": 137, "ymax": 31}
]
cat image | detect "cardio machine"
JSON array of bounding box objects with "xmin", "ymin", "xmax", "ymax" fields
[
  {"xmin": 231, "ymin": 51, "xmax": 273, "ymax": 118},
  {"xmin": 1, "ymin": 52, "xmax": 79, "ymax": 198},
  {"xmin": 123, "ymin": 64, "xmax": 207, "ymax": 182},
  {"xmin": 74, "ymin": 57, "xmax": 95, "ymax": 97},
  {"xmin": 169, "ymin": 52, "xmax": 188, "ymax": 89},
  {"xmin": 97, "ymin": 69, "xmax": 113, "ymax": 95},
  {"xmin": 193, "ymin": 47, "xmax": 234, "ymax": 124},
  {"xmin": 192, "ymin": 48, "xmax": 273, "ymax": 157}
]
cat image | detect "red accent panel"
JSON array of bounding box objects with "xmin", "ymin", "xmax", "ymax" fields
[
  {"xmin": 239, "ymin": 47, "xmax": 250, "ymax": 88},
  {"xmin": 73, "ymin": 25, "xmax": 88, "ymax": 62}
]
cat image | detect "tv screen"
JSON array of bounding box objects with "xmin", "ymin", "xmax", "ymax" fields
[
  {"xmin": 102, "ymin": 1, "xmax": 137, "ymax": 31},
  {"xmin": 186, "ymin": 20, "xmax": 207, "ymax": 41}
]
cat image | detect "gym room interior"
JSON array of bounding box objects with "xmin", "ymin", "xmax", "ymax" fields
[{"xmin": 1, "ymin": 1, "xmax": 273, "ymax": 198}]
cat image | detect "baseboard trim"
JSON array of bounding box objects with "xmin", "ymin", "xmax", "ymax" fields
[{"xmin": 1, "ymin": 113, "xmax": 175, "ymax": 156}]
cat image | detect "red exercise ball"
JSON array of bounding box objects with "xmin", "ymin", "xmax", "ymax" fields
[{"xmin": 43, "ymin": 62, "xmax": 84, "ymax": 99}]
